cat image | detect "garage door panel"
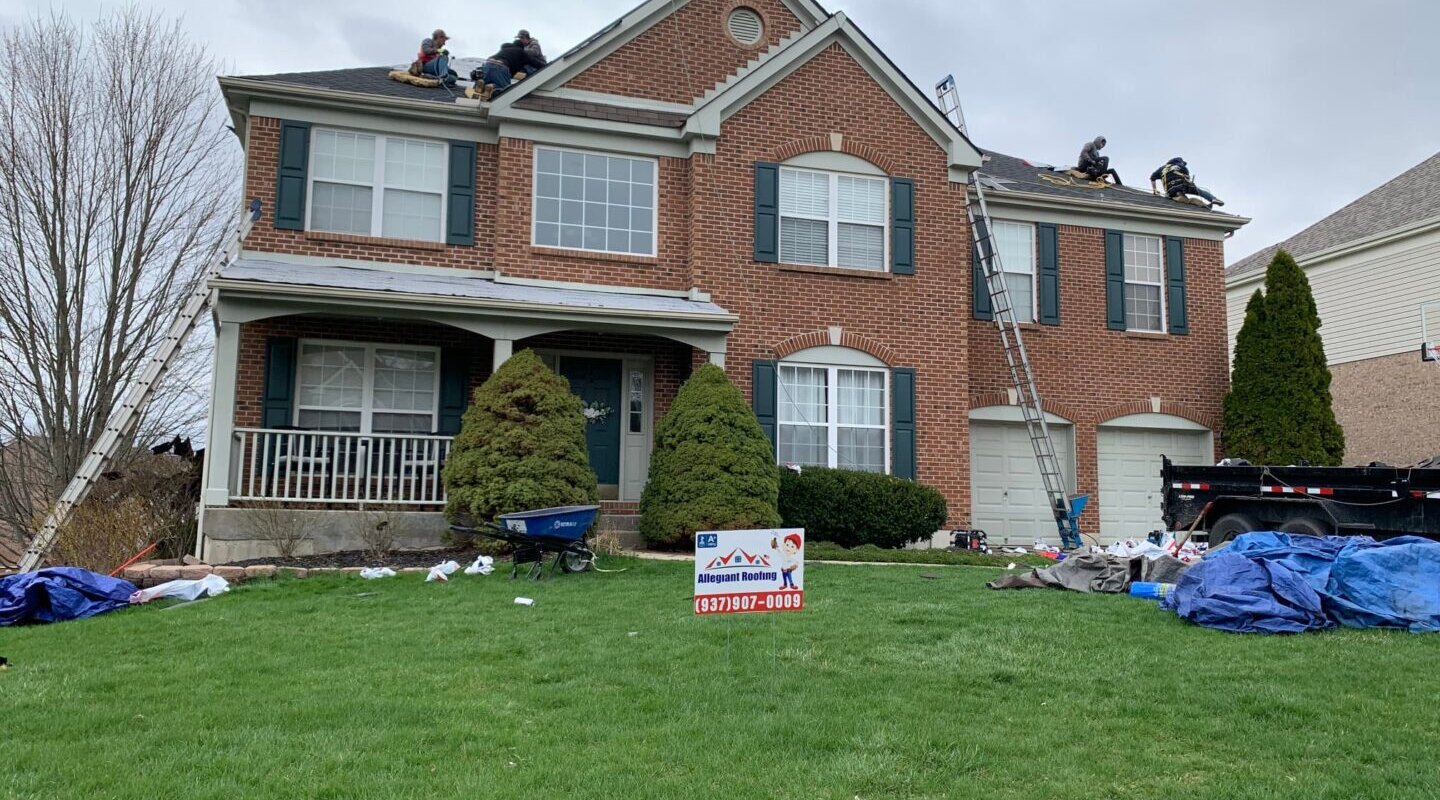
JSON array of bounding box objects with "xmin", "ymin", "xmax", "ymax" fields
[
  {"xmin": 1097, "ymin": 426, "xmax": 1210, "ymax": 544},
  {"xmin": 970, "ymin": 420, "xmax": 1075, "ymax": 545}
]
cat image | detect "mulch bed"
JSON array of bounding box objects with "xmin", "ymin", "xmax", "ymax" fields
[{"xmin": 226, "ymin": 547, "xmax": 507, "ymax": 570}]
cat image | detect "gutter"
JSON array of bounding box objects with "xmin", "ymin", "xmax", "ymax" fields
[
  {"xmin": 981, "ymin": 187, "xmax": 1251, "ymax": 232},
  {"xmin": 219, "ymin": 77, "xmax": 487, "ymax": 125},
  {"xmin": 207, "ymin": 278, "xmax": 740, "ymax": 325}
]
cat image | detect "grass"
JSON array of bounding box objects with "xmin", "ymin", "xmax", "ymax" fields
[
  {"xmin": 4, "ymin": 558, "xmax": 1440, "ymax": 799},
  {"xmin": 806, "ymin": 541, "xmax": 1053, "ymax": 567}
]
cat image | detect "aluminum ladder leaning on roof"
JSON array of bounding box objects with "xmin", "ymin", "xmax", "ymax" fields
[
  {"xmin": 966, "ymin": 179, "xmax": 1087, "ymax": 549},
  {"xmin": 17, "ymin": 200, "xmax": 263, "ymax": 573}
]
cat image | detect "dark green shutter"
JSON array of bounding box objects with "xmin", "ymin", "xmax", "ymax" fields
[
  {"xmin": 754, "ymin": 163, "xmax": 779, "ymax": 263},
  {"xmin": 891, "ymin": 367, "xmax": 917, "ymax": 479},
  {"xmin": 261, "ymin": 337, "xmax": 298, "ymax": 428},
  {"xmin": 1038, "ymin": 223, "xmax": 1060, "ymax": 325},
  {"xmin": 1165, "ymin": 236, "xmax": 1188, "ymax": 334},
  {"xmin": 972, "ymin": 244, "xmax": 993, "ymax": 320},
  {"xmin": 751, "ymin": 360, "xmax": 777, "ymax": 456},
  {"xmin": 1104, "ymin": 229, "xmax": 1127, "ymax": 330},
  {"xmin": 891, "ymin": 177, "xmax": 915, "ymax": 275},
  {"xmin": 437, "ymin": 349, "xmax": 470, "ymax": 435},
  {"xmin": 274, "ymin": 121, "xmax": 310, "ymax": 231},
  {"xmin": 446, "ymin": 141, "xmax": 477, "ymax": 246}
]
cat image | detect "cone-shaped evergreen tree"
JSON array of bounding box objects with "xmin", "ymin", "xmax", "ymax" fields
[
  {"xmin": 639, "ymin": 364, "xmax": 781, "ymax": 549},
  {"xmin": 443, "ymin": 349, "xmax": 598, "ymax": 522},
  {"xmin": 1221, "ymin": 249, "xmax": 1345, "ymax": 465}
]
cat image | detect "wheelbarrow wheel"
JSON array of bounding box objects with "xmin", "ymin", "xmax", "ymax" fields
[{"xmin": 560, "ymin": 547, "xmax": 594, "ymax": 573}]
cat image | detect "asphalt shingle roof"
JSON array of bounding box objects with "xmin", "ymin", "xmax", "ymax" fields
[
  {"xmin": 239, "ymin": 66, "xmax": 473, "ymax": 104},
  {"xmin": 977, "ymin": 150, "xmax": 1241, "ymax": 219},
  {"xmin": 1226, "ymin": 151, "xmax": 1440, "ymax": 280}
]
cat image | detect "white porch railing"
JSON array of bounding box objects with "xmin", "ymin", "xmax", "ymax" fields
[{"xmin": 231, "ymin": 428, "xmax": 454, "ymax": 505}]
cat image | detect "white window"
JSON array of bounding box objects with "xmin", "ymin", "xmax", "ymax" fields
[
  {"xmin": 1123, "ymin": 233, "xmax": 1165, "ymax": 332},
  {"xmin": 777, "ymin": 364, "xmax": 888, "ymax": 473},
  {"xmin": 991, "ymin": 220, "xmax": 1036, "ymax": 324},
  {"xmin": 308, "ymin": 129, "xmax": 448, "ymax": 242},
  {"xmin": 779, "ymin": 167, "xmax": 888, "ymax": 271},
  {"xmin": 295, "ymin": 342, "xmax": 440, "ymax": 434},
  {"xmin": 532, "ymin": 147, "xmax": 657, "ymax": 256}
]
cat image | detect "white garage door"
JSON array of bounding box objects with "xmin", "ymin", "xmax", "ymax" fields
[
  {"xmin": 1097, "ymin": 424, "xmax": 1211, "ymax": 543},
  {"xmin": 970, "ymin": 419, "xmax": 1075, "ymax": 545}
]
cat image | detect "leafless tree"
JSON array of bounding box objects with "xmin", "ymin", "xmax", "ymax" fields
[{"xmin": 0, "ymin": 9, "xmax": 240, "ymax": 549}]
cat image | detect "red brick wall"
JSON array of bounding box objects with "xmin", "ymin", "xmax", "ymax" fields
[
  {"xmin": 563, "ymin": 0, "xmax": 805, "ymax": 104},
  {"xmin": 967, "ymin": 229, "xmax": 1230, "ymax": 529}
]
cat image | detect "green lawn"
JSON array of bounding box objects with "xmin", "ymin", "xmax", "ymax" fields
[{"xmin": 4, "ymin": 558, "xmax": 1440, "ymax": 799}]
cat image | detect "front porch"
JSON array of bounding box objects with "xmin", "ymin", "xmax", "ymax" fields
[{"xmin": 198, "ymin": 257, "xmax": 735, "ymax": 559}]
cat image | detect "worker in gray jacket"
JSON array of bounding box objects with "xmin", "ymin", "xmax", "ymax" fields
[{"xmin": 1077, "ymin": 136, "xmax": 1121, "ymax": 185}]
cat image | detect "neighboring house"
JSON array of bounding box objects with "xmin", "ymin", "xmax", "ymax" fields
[
  {"xmin": 1226, "ymin": 152, "xmax": 1440, "ymax": 467},
  {"xmin": 201, "ymin": 0, "xmax": 1246, "ymax": 559}
]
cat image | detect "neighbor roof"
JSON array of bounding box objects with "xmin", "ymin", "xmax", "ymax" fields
[{"xmin": 1227, "ymin": 151, "xmax": 1440, "ymax": 280}]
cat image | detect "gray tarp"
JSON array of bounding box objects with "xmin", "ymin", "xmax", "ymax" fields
[{"xmin": 987, "ymin": 552, "xmax": 1191, "ymax": 593}]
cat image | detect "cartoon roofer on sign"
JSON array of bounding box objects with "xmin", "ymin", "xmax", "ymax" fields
[{"xmin": 771, "ymin": 533, "xmax": 802, "ymax": 590}]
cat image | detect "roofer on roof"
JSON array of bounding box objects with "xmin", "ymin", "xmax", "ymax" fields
[
  {"xmin": 473, "ymin": 37, "xmax": 548, "ymax": 99},
  {"xmin": 516, "ymin": 30, "xmax": 546, "ymax": 67},
  {"xmin": 1150, "ymin": 157, "xmax": 1225, "ymax": 210},
  {"xmin": 1077, "ymin": 136, "xmax": 1122, "ymax": 185},
  {"xmin": 414, "ymin": 29, "xmax": 457, "ymax": 86}
]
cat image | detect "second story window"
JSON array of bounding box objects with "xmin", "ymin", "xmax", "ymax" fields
[
  {"xmin": 533, "ymin": 147, "xmax": 657, "ymax": 256},
  {"xmin": 779, "ymin": 167, "xmax": 888, "ymax": 271},
  {"xmin": 1123, "ymin": 233, "xmax": 1166, "ymax": 332},
  {"xmin": 308, "ymin": 129, "xmax": 447, "ymax": 242},
  {"xmin": 991, "ymin": 221, "xmax": 1036, "ymax": 324}
]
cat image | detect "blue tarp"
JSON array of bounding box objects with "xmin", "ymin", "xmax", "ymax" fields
[
  {"xmin": 0, "ymin": 568, "xmax": 137, "ymax": 626},
  {"xmin": 1162, "ymin": 533, "xmax": 1440, "ymax": 634}
]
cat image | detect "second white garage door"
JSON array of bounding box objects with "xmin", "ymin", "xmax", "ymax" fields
[
  {"xmin": 1097, "ymin": 416, "xmax": 1212, "ymax": 543},
  {"xmin": 970, "ymin": 414, "xmax": 1075, "ymax": 545}
]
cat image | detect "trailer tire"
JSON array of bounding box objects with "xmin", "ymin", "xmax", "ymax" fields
[
  {"xmin": 1209, "ymin": 513, "xmax": 1259, "ymax": 545},
  {"xmin": 1279, "ymin": 516, "xmax": 1334, "ymax": 537}
]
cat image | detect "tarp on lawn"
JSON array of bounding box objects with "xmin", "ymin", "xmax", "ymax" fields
[
  {"xmin": 1162, "ymin": 532, "xmax": 1440, "ymax": 634},
  {"xmin": 0, "ymin": 567, "xmax": 137, "ymax": 626}
]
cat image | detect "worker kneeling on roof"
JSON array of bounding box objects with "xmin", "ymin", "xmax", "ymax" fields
[
  {"xmin": 1077, "ymin": 136, "xmax": 1122, "ymax": 185},
  {"xmin": 473, "ymin": 30, "xmax": 548, "ymax": 99},
  {"xmin": 413, "ymin": 28, "xmax": 457, "ymax": 86},
  {"xmin": 1151, "ymin": 157, "xmax": 1225, "ymax": 209}
]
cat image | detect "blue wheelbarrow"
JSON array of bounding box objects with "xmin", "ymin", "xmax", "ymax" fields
[{"xmin": 449, "ymin": 505, "xmax": 600, "ymax": 580}]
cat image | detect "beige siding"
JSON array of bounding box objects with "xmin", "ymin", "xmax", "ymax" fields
[{"xmin": 1227, "ymin": 226, "xmax": 1440, "ymax": 365}]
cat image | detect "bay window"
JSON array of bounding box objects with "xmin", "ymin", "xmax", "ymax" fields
[
  {"xmin": 777, "ymin": 363, "xmax": 888, "ymax": 473},
  {"xmin": 779, "ymin": 167, "xmax": 888, "ymax": 271},
  {"xmin": 308, "ymin": 129, "xmax": 447, "ymax": 242},
  {"xmin": 295, "ymin": 342, "xmax": 440, "ymax": 434}
]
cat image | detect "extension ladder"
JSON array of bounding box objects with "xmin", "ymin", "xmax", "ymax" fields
[
  {"xmin": 934, "ymin": 75, "xmax": 969, "ymax": 136},
  {"xmin": 17, "ymin": 200, "xmax": 262, "ymax": 572},
  {"xmin": 967, "ymin": 180, "xmax": 1085, "ymax": 549}
]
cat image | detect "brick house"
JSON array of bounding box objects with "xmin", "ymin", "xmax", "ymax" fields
[
  {"xmin": 1226, "ymin": 152, "xmax": 1440, "ymax": 466},
  {"xmin": 200, "ymin": 0, "xmax": 1246, "ymax": 559}
]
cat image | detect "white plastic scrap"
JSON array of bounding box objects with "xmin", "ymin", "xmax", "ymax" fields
[
  {"xmin": 514, "ymin": 597, "xmax": 535, "ymax": 606},
  {"xmin": 359, "ymin": 567, "xmax": 397, "ymax": 579},
  {"xmin": 425, "ymin": 560, "xmax": 461, "ymax": 582},
  {"xmin": 463, "ymin": 556, "xmax": 495, "ymax": 576},
  {"xmin": 130, "ymin": 574, "xmax": 230, "ymax": 604}
]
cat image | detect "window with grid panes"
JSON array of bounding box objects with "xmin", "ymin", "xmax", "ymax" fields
[
  {"xmin": 778, "ymin": 167, "xmax": 888, "ymax": 271},
  {"xmin": 295, "ymin": 342, "xmax": 439, "ymax": 434},
  {"xmin": 1123, "ymin": 233, "xmax": 1165, "ymax": 332},
  {"xmin": 532, "ymin": 147, "xmax": 657, "ymax": 256},
  {"xmin": 308, "ymin": 129, "xmax": 447, "ymax": 242},
  {"xmin": 777, "ymin": 364, "xmax": 888, "ymax": 473},
  {"xmin": 991, "ymin": 220, "xmax": 1036, "ymax": 323}
]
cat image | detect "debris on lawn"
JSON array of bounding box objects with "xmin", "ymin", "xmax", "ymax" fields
[
  {"xmin": 1161, "ymin": 532, "xmax": 1440, "ymax": 634},
  {"xmin": 1108, "ymin": 533, "xmax": 1207, "ymax": 564},
  {"xmin": 359, "ymin": 567, "xmax": 398, "ymax": 580},
  {"xmin": 987, "ymin": 551, "xmax": 1191, "ymax": 594},
  {"xmin": 464, "ymin": 555, "xmax": 495, "ymax": 576},
  {"xmin": 514, "ymin": 597, "xmax": 535, "ymax": 606},
  {"xmin": 1128, "ymin": 581, "xmax": 1176, "ymax": 599},
  {"xmin": 425, "ymin": 560, "xmax": 461, "ymax": 582},
  {"xmin": 131, "ymin": 574, "xmax": 230, "ymax": 604},
  {"xmin": 1, "ymin": 567, "xmax": 137, "ymax": 626},
  {"xmin": 1, "ymin": 656, "xmax": 9, "ymax": 670}
]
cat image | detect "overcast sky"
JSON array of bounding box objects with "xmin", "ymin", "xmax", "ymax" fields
[{"xmin": 4, "ymin": 0, "xmax": 1436, "ymax": 263}]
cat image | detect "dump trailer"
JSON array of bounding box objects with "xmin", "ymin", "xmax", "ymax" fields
[{"xmin": 1160, "ymin": 456, "xmax": 1440, "ymax": 544}]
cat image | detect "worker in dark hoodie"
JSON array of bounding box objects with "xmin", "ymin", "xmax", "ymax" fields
[
  {"xmin": 1150, "ymin": 157, "xmax": 1225, "ymax": 209},
  {"xmin": 475, "ymin": 38, "xmax": 548, "ymax": 98},
  {"xmin": 1076, "ymin": 136, "xmax": 1121, "ymax": 185}
]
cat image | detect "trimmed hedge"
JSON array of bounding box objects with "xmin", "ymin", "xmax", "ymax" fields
[
  {"xmin": 443, "ymin": 349, "xmax": 598, "ymax": 523},
  {"xmin": 779, "ymin": 467, "xmax": 947, "ymax": 549},
  {"xmin": 639, "ymin": 364, "xmax": 781, "ymax": 549}
]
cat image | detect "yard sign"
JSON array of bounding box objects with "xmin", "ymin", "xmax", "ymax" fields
[{"xmin": 694, "ymin": 528, "xmax": 804, "ymax": 615}]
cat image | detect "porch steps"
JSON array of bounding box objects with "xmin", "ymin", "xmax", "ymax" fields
[{"xmin": 597, "ymin": 504, "xmax": 644, "ymax": 550}]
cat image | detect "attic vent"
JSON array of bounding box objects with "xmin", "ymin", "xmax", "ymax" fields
[{"xmin": 727, "ymin": 8, "xmax": 764, "ymax": 46}]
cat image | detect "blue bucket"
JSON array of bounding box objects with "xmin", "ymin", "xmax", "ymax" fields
[{"xmin": 497, "ymin": 505, "xmax": 600, "ymax": 542}]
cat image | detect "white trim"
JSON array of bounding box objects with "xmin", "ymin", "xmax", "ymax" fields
[
  {"xmin": 776, "ymin": 360, "xmax": 891, "ymax": 474},
  {"xmin": 1122, "ymin": 232, "xmax": 1167, "ymax": 334},
  {"xmin": 293, "ymin": 339, "xmax": 443, "ymax": 435},
  {"xmin": 1098, "ymin": 412, "xmax": 1211, "ymax": 432},
  {"xmin": 305, "ymin": 127, "xmax": 448, "ymax": 243},
  {"xmin": 783, "ymin": 150, "xmax": 886, "ymax": 176},
  {"xmin": 980, "ymin": 188, "xmax": 1248, "ymax": 236},
  {"xmin": 531, "ymin": 145, "xmax": 660, "ymax": 258},
  {"xmin": 785, "ymin": 344, "xmax": 887, "ymax": 368},
  {"xmin": 778, "ymin": 165, "xmax": 889, "ymax": 272},
  {"xmin": 991, "ymin": 219, "xmax": 1038, "ymax": 324},
  {"xmin": 250, "ymin": 98, "xmax": 497, "ymax": 145},
  {"xmin": 967, "ymin": 405, "xmax": 1072, "ymax": 426}
]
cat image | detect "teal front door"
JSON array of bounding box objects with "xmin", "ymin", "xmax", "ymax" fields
[{"xmin": 559, "ymin": 357, "xmax": 623, "ymax": 485}]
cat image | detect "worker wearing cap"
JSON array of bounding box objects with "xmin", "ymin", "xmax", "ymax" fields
[
  {"xmin": 417, "ymin": 29, "xmax": 455, "ymax": 84},
  {"xmin": 516, "ymin": 30, "xmax": 546, "ymax": 67}
]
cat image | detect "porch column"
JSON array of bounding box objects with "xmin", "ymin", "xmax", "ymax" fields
[
  {"xmin": 492, "ymin": 338, "xmax": 514, "ymax": 370},
  {"xmin": 708, "ymin": 351, "xmax": 725, "ymax": 368},
  {"xmin": 201, "ymin": 320, "xmax": 240, "ymax": 507}
]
